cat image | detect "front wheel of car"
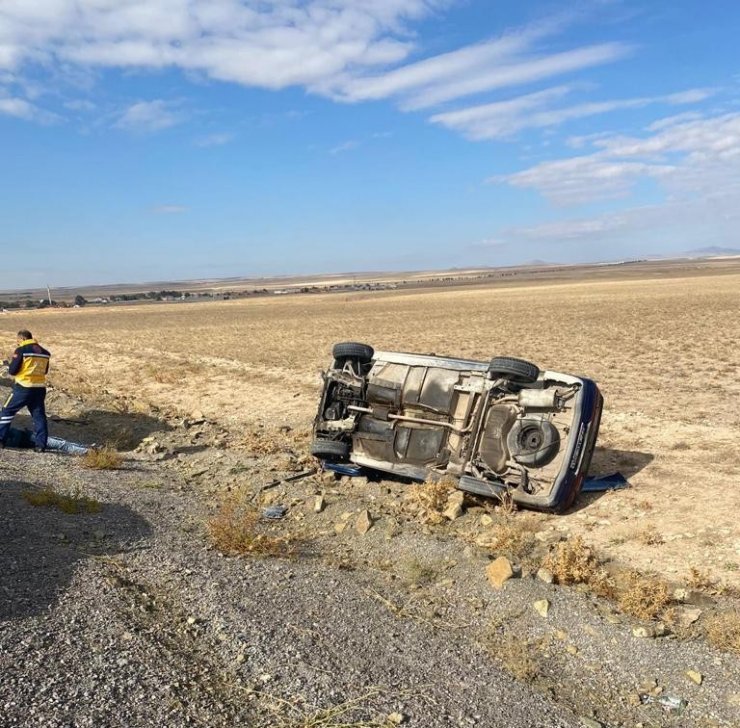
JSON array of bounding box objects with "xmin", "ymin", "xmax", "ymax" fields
[
  {"xmin": 488, "ymin": 356, "xmax": 540, "ymax": 384},
  {"xmin": 332, "ymin": 342, "xmax": 374, "ymax": 363},
  {"xmin": 311, "ymin": 438, "xmax": 350, "ymax": 460}
]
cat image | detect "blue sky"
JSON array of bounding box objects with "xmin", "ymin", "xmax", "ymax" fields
[{"xmin": 1, "ymin": 0, "xmax": 739, "ymax": 290}]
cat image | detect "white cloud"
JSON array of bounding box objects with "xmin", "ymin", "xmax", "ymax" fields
[
  {"xmin": 400, "ymin": 43, "xmax": 631, "ymax": 110},
  {"xmin": 0, "ymin": 2, "xmax": 637, "ymax": 135},
  {"xmin": 329, "ymin": 139, "xmax": 360, "ymax": 155},
  {"xmin": 433, "ymin": 87, "xmax": 715, "ymax": 141},
  {"xmin": 0, "ymin": 1, "xmax": 442, "ymax": 91},
  {"xmin": 194, "ymin": 132, "xmax": 234, "ymax": 147},
  {"xmin": 0, "ymin": 94, "xmax": 58, "ymax": 122},
  {"xmin": 489, "ymin": 107, "xmax": 740, "ymax": 205},
  {"xmin": 114, "ymin": 99, "xmax": 184, "ymax": 132},
  {"xmin": 152, "ymin": 204, "xmax": 188, "ymax": 214}
]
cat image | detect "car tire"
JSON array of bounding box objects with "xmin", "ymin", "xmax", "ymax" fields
[
  {"xmin": 311, "ymin": 438, "xmax": 350, "ymax": 460},
  {"xmin": 506, "ymin": 418, "xmax": 559, "ymax": 467},
  {"xmin": 488, "ymin": 356, "xmax": 540, "ymax": 384},
  {"xmin": 332, "ymin": 342, "xmax": 374, "ymax": 362}
]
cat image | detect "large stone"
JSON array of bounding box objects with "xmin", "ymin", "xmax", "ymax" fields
[
  {"xmin": 313, "ymin": 495, "xmax": 326, "ymax": 513},
  {"xmin": 686, "ymin": 670, "xmax": 703, "ymax": 685},
  {"xmin": 533, "ymin": 599, "xmax": 550, "ymax": 618},
  {"xmin": 486, "ymin": 557, "xmax": 514, "ymax": 589},
  {"xmin": 537, "ymin": 568, "xmax": 555, "ymax": 584},
  {"xmin": 676, "ymin": 607, "xmax": 703, "ymax": 627},
  {"xmin": 443, "ymin": 503, "xmax": 463, "ymax": 521},
  {"xmin": 355, "ymin": 510, "xmax": 373, "ymax": 535}
]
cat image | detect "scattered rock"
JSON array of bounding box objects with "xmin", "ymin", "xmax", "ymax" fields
[
  {"xmin": 536, "ymin": 568, "xmax": 554, "ymax": 584},
  {"xmin": 486, "ymin": 557, "xmax": 514, "ymax": 589},
  {"xmin": 444, "ymin": 491, "xmax": 464, "ymax": 520},
  {"xmin": 355, "ymin": 510, "xmax": 373, "ymax": 535},
  {"xmin": 387, "ymin": 712, "xmax": 406, "ymax": 724},
  {"xmin": 535, "ymin": 530, "xmax": 563, "ymax": 545},
  {"xmin": 632, "ymin": 626, "xmax": 656, "ymax": 639},
  {"xmin": 686, "ymin": 670, "xmax": 703, "ymax": 685},
  {"xmin": 580, "ymin": 718, "xmax": 603, "ymax": 728},
  {"xmin": 480, "ymin": 514, "xmax": 493, "ymax": 527},
  {"xmin": 673, "ymin": 588, "xmax": 689, "ymax": 602},
  {"xmin": 314, "ymin": 495, "xmax": 326, "ymax": 513},
  {"xmin": 566, "ymin": 645, "xmax": 579, "ymax": 656},
  {"xmin": 676, "ymin": 607, "xmax": 702, "ymax": 627},
  {"xmin": 533, "ymin": 599, "xmax": 550, "ymax": 618},
  {"xmin": 334, "ymin": 522, "xmax": 347, "ymax": 535},
  {"xmin": 186, "ymin": 617, "xmax": 197, "ymax": 626}
]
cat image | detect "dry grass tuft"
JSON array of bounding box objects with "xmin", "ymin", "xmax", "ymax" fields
[
  {"xmin": 704, "ymin": 612, "xmax": 740, "ymax": 654},
  {"xmin": 405, "ymin": 477, "xmax": 457, "ymax": 524},
  {"xmin": 23, "ymin": 487, "xmax": 102, "ymax": 514},
  {"xmin": 637, "ymin": 526, "xmax": 664, "ymax": 546},
  {"xmin": 542, "ymin": 536, "xmax": 599, "ymax": 585},
  {"xmin": 208, "ymin": 496, "xmax": 298, "ymax": 558},
  {"xmin": 257, "ymin": 688, "xmax": 397, "ymax": 727},
  {"xmin": 688, "ymin": 567, "xmax": 722, "ymax": 593},
  {"xmin": 484, "ymin": 519, "xmax": 536, "ymax": 560},
  {"xmin": 617, "ymin": 571, "xmax": 671, "ymax": 620},
  {"xmin": 486, "ymin": 633, "xmax": 541, "ymax": 682},
  {"xmin": 82, "ymin": 447, "xmax": 123, "ymax": 470}
]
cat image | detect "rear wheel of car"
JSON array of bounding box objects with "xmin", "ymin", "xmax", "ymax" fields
[
  {"xmin": 311, "ymin": 438, "xmax": 350, "ymax": 460},
  {"xmin": 332, "ymin": 342, "xmax": 374, "ymax": 363},
  {"xmin": 488, "ymin": 356, "xmax": 539, "ymax": 384},
  {"xmin": 506, "ymin": 418, "xmax": 559, "ymax": 467}
]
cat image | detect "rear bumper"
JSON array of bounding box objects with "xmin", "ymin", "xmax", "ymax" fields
[{"xmin": 509, "ymin": 378, "xmax": 603, "ymax": 512}]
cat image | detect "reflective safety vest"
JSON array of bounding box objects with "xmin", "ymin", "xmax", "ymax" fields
[{"xmin": 8, "ymin": 338, "xmax": 51, "ymax": 388}]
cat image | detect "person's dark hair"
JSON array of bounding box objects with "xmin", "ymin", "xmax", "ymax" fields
[{"xmin": 17, "ymin": 330, "xmax": 33, "ymax": 340}]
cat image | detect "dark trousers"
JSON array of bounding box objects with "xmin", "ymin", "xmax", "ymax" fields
[{"xmin": 0, "ymin": 386, "xmax": 48, "ymax": 449}]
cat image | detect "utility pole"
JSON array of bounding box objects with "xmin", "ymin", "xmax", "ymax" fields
[{"xmin": 46, "ymin": 284, "xmax": 52, "ymax": 307}]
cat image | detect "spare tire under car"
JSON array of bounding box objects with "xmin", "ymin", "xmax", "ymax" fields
[{"xmin": 506, "ymin": 417, "xmax": 560, "ymax": 468}]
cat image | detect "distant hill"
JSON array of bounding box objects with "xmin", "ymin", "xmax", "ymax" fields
[{"xmin": 684, "ymin": 246, "xmax": 740, "ymax": 257}]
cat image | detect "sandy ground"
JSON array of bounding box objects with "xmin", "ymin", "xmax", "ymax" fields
[{"xmin": 1, "ymin": 262, "xmax": 739, "ymax": 590}]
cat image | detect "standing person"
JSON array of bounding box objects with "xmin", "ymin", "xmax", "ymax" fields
[{"xmin": 0, "ymin": 330, "xmax": 50, "ymax": 452}]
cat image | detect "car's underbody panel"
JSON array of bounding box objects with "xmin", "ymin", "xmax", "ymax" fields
[{"xmin": 313, "ymin": 345, "xmax": 603, "ymax": 513}]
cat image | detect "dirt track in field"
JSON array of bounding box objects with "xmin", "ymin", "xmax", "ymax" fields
[{"xmin": 2, "ymin": 260, "xmax": 740, "ymax": 589}]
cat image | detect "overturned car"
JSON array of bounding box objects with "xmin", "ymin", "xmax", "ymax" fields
[{"xmin": 312, "ymin": 343, "xmax": 602, "ymax": 513}]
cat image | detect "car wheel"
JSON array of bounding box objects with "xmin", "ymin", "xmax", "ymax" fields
[
  {"xmin": 311, "ymin": 438, "xmax": 350, "ymax": 460},
  {"xmin": 506, "ymin": 418, "xmax": 559, "ymax": 467},
  {"xmin": 488, "ymin": 356, "xmax": 540, "ymax": 384},
  {"xmin": 332, "ymin": 342, "xmax": 374, "ymax": 362}
]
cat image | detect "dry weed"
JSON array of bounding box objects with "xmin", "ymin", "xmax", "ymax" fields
[
  {"xmin": 484, "ymin": 519, "xmax": 536, "ymax": 561},
  {"xmin": 617, "ymin": 571, "xmax": 671, "ymax": 620},
  {"xmin": 82, "ymin": 446, "xmax": 123, "ymax": 470},
  {"xmin": 542, "ymin": 536, "xmax": 599, "ymax": 585},
  {"xmin": 23, "ymin": 487, "xmax": 102, "ymax": 514},
  {"xmin": 208, "ymin": 496, "xmax": 297, "ymax": 558},
  {"xmin": 688, "ymin": 567, "xmax": 722, "ymax": 593},
  {"xmin": 486, "ymin": 633, "xmax": 541, "ymax": 681},
  {"xmin": 704, "ymin": 612, "xmax": 740, "ymax": 654},
  {"xmin": 257, "ymin": 688, "xmax": 400, "ymax": 728},
  {"xmin": 243, "ymin": 429, "xmax": 289, "ymax": 456},
  {"xmin": 405, "ymin": 477, "xmax": 456, "ymax": 524},
  {"xmin": 637, "ymin": 526, "xmax": 664, "ymax": 546}
]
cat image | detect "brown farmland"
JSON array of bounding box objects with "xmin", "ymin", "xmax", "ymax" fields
[{"xmin": 3, "ymin": 262, "xmax": 740, "ymax": 588}]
